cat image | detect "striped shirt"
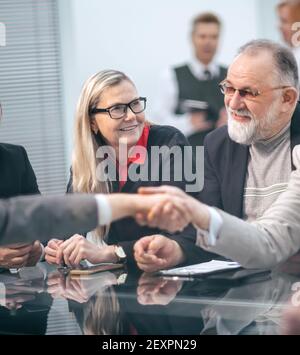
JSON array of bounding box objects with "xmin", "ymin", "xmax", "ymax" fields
[{"xmin": 243, "ymin": 123, "xmax": 291, "ymax": 222}]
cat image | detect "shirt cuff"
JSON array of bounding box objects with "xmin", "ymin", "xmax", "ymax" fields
[
  {"xmin": 95, "ymin": 194, "xmax": 112, "ymax": 226},
  {"xmin": 195, "ymin": 207, "xmax": 223, "ymax": 248},
  {"xmin": 39, "ymin": 243, "xmax": 45, "ymax": 262}
]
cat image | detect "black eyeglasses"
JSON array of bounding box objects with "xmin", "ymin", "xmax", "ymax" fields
[
  {"xmin": 219, "ymin": 80, "xmax": 291, "ymax": 101},
  {"xmin": 89, "ymin": 97, "xmax": 147, "ymax": 119}
]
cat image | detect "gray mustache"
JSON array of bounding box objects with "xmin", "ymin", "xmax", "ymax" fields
[{"xmin": 228, "ymin": 108, "xmax": 252, "ymax": 118}]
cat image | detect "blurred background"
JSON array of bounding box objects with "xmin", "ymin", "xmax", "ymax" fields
[{"xmin": 0, "ymin": 0, "xmax": 281, "ymax": 193}]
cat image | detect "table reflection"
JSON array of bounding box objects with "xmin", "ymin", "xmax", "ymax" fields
[{"xmin": 0, "ymin": 262, "xmax": 300, "ymax": 335}]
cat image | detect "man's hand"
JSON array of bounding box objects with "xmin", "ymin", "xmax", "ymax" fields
[
  {"xmin": 135, "ymin": 186, "xmax": 194, "ymax": 233},
  {"xmin": 137, "ymin": 185, "xmax": 211, "ymax": 232},
  {"xmin": 134, "ymin": 235, "xmax": 185, "ymax": 273},
  {"xmin": 0, "ymin": 244, "xmax": 34, "ymax": 269},
  {"xmin": 26, "ymin": 240, "xmax": 43, "ymax": 266},
  {"xmin": 137, "ymin": 273, "xmax": 183, "ymax": 305}
]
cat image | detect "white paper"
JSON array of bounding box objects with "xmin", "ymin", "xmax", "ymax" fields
[{"xmin": 159, "ymin": 260, "xmax": 241, "ymax": 276}]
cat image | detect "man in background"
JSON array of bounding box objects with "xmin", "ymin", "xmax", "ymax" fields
[
  {"xmin": 153, "ymin": 12, "xmax": 227, "ymax": 145},
  {"xmin": 277, "ymin": 0, "xmax": 300, "ymax": 71}
]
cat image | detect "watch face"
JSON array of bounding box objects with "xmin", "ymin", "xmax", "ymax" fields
[
  {"xmin": 117, "ymin": 273, "xmax": 128, "ymax": 285},
  {"xmin": 116, "ymin": 246, "xmax": 126, "ymax": 259}
]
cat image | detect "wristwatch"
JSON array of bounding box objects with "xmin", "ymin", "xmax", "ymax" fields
[{"xmin": 114, "ymin": 245, "xmax": 127, "ymax": 263}]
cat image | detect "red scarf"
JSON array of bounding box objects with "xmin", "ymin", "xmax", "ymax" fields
[{"xmin": 118, "ymin": 125, "xmax": 150, "ymax": 190}]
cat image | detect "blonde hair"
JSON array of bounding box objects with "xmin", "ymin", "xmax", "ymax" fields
[
  {"xmin": 72, "ymin": 70, "xmax": 134, "ymax": 238},
  {"xmin": 73, "ymin": 70, "xmax": 133, "ymax": 193},
  {"xmin": 83, "ymin": 288, "xmax": 121, "ymax": 335}
]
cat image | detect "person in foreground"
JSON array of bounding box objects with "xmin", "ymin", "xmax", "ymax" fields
[{"xmin": 134, "ymin": 144, "xmax": 300, "ymax": 272}]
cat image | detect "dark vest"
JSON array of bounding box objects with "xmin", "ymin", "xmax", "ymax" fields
[{"xmin": 174, "ymin": 64, "xmax": 227, "ymax": 122}]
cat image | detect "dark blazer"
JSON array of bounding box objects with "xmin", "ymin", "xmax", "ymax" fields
[
  {"xmin": 67, "ymin": 125, "xmax": 217, "ymax": 266},
  {"xmin": 0, "ymin": 194, "xmax": 99, "ymax": 246},
  {"xmin": 0, "ymin": 143, "xmax": 40, "ymax": 198},
  {"xmin": 199, "ymin": 103, "xmax": 300, "ymax": 218}
]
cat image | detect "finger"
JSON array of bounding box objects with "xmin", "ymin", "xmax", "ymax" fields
[
  {"xmin": 138, "ymin": 186, "xmax": 167, "ymax": 195},
  {"xmin": 135, "ymin": 213, "xmax": 147, "ymax": 226},
  {"xmin": 45, "ymin": 246, "xmax": 57, "ymax": 257},
  {"xmin": 45, "ymin": 254, "xmax": 58, "ymax": 265},
  {"xmin": 8, "ymin": 255, "xmax": 30, "ymax": 268},
  {"xmin": 137, "ymin": 261, "xmax": 164, "ymax": 273},
  {"xmin": 56, "ymin": 246, "xmax": 64, "ymax": 265},
  {"xmin": 4, "ymin": 245, "xmax": 33, "ymax": 259},
  {"xmin": 69, "ymin": 245, "xmax": 83, "ymax": 267},
  {"xmin": 62, "ymin": 242, "xmax": 77, "ymax": 267},
  {"xmin": 147, "ymin": 236, "xmax": 167, "ymax": 255},
  {"xmin": 135, "ymin": 251, "xmax": 161, "ymax": 264},
  {"xmin": 47, "ymin": 239, "xmax": 63, "ymax": 250},
  {"xmin": 170, "ymin": 197, "xmax": 192, "ymax": 222},
  {"xmin": 137, "ymin": 255, "xmax": 166, "ymax": 268},
  {"xmin": 5, "ymin": 243, "xmax": 30, "ymax": 249},
  {"xmin": 134, "ymin": 236, "xmax": 155, "ymax": 256},
  {"xmin": 140, "ymin": 185, "xmax": 184, "ymax": 197},
  {"xmin": 56, "ymin": 236, "xmax": 77, "ymax": 264},
  {"xmin": 147, "ymin": 202, "xmax": 165, "ymax": 227}
]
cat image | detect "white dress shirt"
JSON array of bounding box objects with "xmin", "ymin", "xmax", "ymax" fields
[{"xmin": 152, "ymin": 58, "xmax": 221, "ymax": 136}]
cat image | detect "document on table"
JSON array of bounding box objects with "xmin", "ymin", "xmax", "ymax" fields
[{"xmin": 158, "ymin": 260, "xmax": 241, "ymax": 277}]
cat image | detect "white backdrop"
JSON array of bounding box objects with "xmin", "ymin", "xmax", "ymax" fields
[{"xmin": 58, "ymin": 0, "xmax": 280, "ymax": 163}]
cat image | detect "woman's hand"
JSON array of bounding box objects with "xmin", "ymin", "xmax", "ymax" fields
[
  {"xmin": 56, "ymin": 234, "xmax": 117, "ymax": 267},
  {"xmin": 45, "ymin": 239, "xmax": 64, "ymax": 265}
]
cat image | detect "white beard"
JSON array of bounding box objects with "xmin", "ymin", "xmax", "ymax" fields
[{"xmin": 227, "ymin": 101, "xmax": 279, "ymax": 145}]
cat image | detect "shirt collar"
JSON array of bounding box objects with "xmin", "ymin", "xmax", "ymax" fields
[{"xmin": 189, "ymin": 57, "xmax": 220, "ymax": 80}]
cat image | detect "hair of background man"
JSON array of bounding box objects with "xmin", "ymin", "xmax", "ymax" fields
[
  {"xmin": 277, "ymin": 0, "xmax": 300, "ymax": 21},
  {"xmin": 192, "ymin": 12, "xmax": 222, "ymax": 32},
  {"xmin": 238, "ymin": 39, "xmax": 299, "ymax": 89}
]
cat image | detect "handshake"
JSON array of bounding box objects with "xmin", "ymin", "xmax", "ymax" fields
[
  {"xmin": 129, "ymin": 186, "xmax": 210, "ymax": 273},
  {"xmin": 44, "ymin": 186, "xmax": 211, "ymax": 273},
  {"xmin": 111, "ymin": 185, "xmax": 210, "ymax": 234}
]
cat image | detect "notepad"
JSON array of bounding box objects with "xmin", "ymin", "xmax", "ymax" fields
[{"xmin": 158, "ymin": 260, "xmax": 241, "ymax": 277}]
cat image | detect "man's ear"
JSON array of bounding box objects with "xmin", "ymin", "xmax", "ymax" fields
[{"xmin": 281, "ymin": 87, "xmax": 299, "ymax": 112}]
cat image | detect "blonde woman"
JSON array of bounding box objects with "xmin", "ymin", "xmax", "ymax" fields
[{"xmin": 45, "ymin": 70, "xmax": 208, "ymax": 268}]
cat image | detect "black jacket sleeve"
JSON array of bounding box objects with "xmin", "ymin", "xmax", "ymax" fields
[{"xmin": 20, "ymin": 146, "xmax": 40, "ymax": 195}]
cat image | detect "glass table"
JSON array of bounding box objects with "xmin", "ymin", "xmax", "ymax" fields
[{"xmin": 0, "ymin": 262, "xmax": 299, "ymax": 335}]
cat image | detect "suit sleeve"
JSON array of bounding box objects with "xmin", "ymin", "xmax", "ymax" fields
[
  {"xmin": 0, "ymin": 195, "xmax": 98, "ymax": 246},
  {"xmin": 201, "ymin": 152, "xmax": 300, "ymax": 268}
]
